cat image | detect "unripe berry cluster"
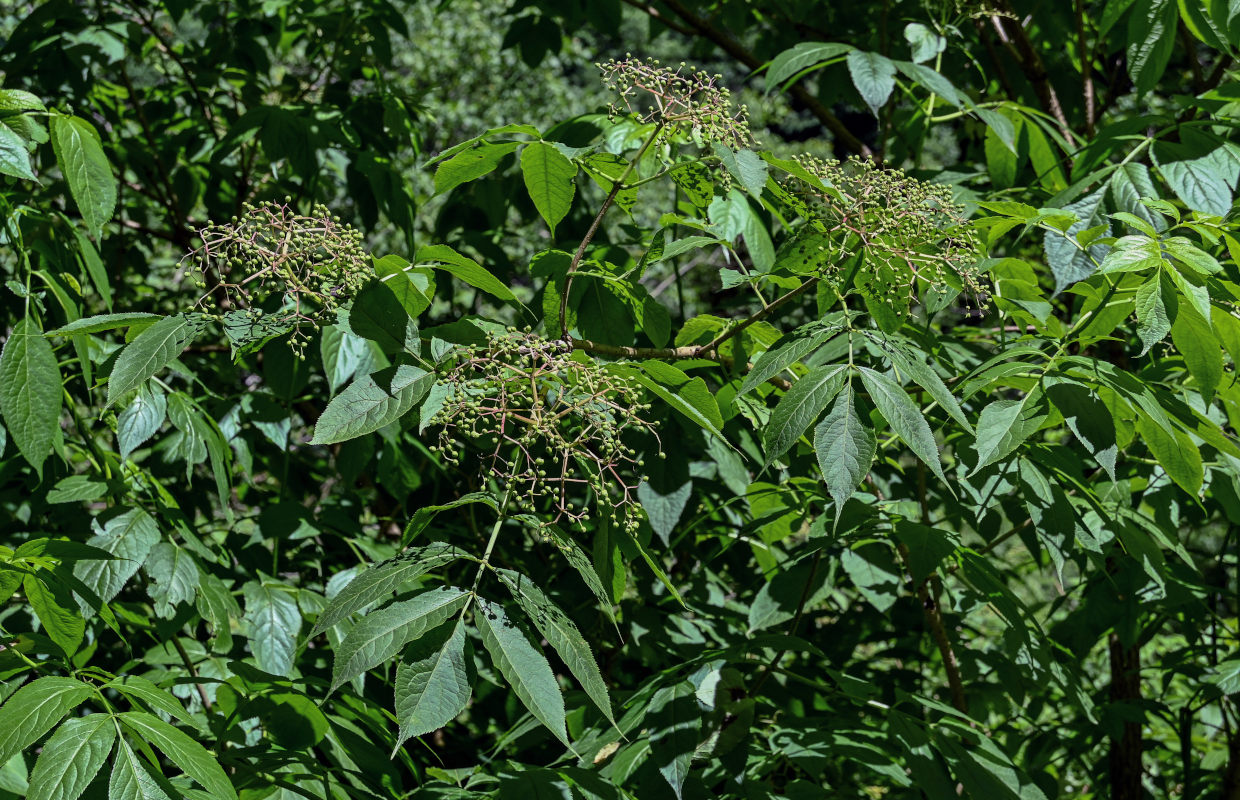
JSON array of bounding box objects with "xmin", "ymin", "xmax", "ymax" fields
[
  {"xmin": 426, "ymin": 331, "xmax": 659, "ymax": 535},
  {"xmin": 184, "ymin": 200, "xmax": 370, "ymax": 356},
  {"xmin": 599, "ymin": 56, "xmax": 754, "ymax": 150},
  {"xmin": 780, "ymin": 156, "xmax": 984, "ymax": 308}
]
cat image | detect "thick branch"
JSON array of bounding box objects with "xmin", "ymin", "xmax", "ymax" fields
[
  {"xmin": 990, "ymin": 2, "xmax": 1075, "ymax": 144},
  {"xmin": 637, "ymin": 0, "xmax": 871, "ymax": 156}
]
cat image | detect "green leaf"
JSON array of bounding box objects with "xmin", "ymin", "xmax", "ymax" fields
[
  {"xmin": 73, "ymin": 508, "xmax": 161, "ymax": 614},
  {"xmin": 50, "ymin": 115, "xmax": 116, "ymax": 238},
  {"xmin": 106, "ymin": 314, "xmax": 206, "ymax": 409},
  {"xmin": 330, "ymin": 587, "xmax": 470, "ymax": 693},
  {"xmin": 521, "ymin": 141, "xmax": 576, "ymax": 236},
  {"xmin": 310, "ymin": 363, "xmax": 432, "ymax": 445},
  {"xmin": 416, "ymin": 245, "xmax": 517, "ymax": 303},
  {"xmin": 195, "ymin": 573, "xmax": 239, "ymax": 654},
  {"xmin": 474, "ymin": 596, "xmax": 569, "ymax": 747},
  {"xmin": 846, "ymin": 50, "xmax": 896, "ymax": 116},
  {"xmin": 857, "ymin": 367, "xmax": 945, "ymax": 481},
  {"xmin": 145, "ymin": 543, "xmax": 198, "ymax": 619},
  {"xmin": 46, "ymin": 313, "xmax": 161, "ymax": 336},
  {"xmin": 1134, "ymin": 273, "xmax": 1172, "ymax": 355},
  {"xmin": 1126, "ymin": 0, "xmax": 1178, "ymax": 96},
  {"xmin": 0, "ymin": 677, "xmax": 94, "ymax": 767},
  {"xmin": 106, "ymin": 676, "xmax": 199, "ymax": 731},
  {"xmin": 814, "ymin": 385, "xmax": 876, "ymax": 512},
  {"xmin": 637, "ymin": 480, "xmax": 692, "ymax": 547},
  {"xmin": 526, "ymin": 520, "xmax": 618, "ymax": 624},
  {"xmin": 711, "ymin": 144, "xmax": 768, "ymax": 201},
  {"xmin": 312, "ymin": 542, "xmax": 471, "ymax": 637},
  {"xmin": 26, "ymin": 714, "xmax": 116, "ymax": 800},
  {"xmin": 1108, "ymin": 163, "xmax": 1165, "ymax": 232},
  {"xmin": 740, "ymin": 322, "xmax": 842, "ymax": 396},
  {"xmin": 109, "ymin": 735, "xmax": 172, "ymax": 800},
  {"xmin": 647, "ymin": 682, "xmax": 698, "ymax": 799},
  {"xmin": 0, "ymin": 317, "xmax": 62, "ymax": 475},
  {"xmin": 1153, "ymin": 133, "xmax": 1239, "ymax": 216},
  {"xmin": 400, "ymin": 493, "xmax": 498, "ymax": 547},
  {"xmin": 1171, "ymin": 308, "xmax": 1222, "ymax": 399},
  {"xmin": 763, "ymin": 364, "xmax": 848, "ymax": 463},
  {"xmin": 882, "ymin": 342, "xmax": 971, "ymax": 430},
  {"xmin": 0, "ymin": 121, "xmax": 35, "ymax": 180},
  {"xmin": 971, "ymin": 390, "xmax": 1049, "ymax": 472},
  {"xmin": 433, "ymin": 141, "xmax": 520, "ymax": 195},
  {"xmin": 904, "ymin": 22, "xmax": 946, "ymax": 63},
  {"xmin": 242, "ymin": 581, "xmax": 301, "ymax": 677},
  {"xmin": 1165, "ymin": 260, "xmax": 1211, "ymax": 322},
  {"xmin": 117, "ymin": 712, "xmax": 236, "ymax": 800},
  {"xmin": 1136, "ymin": 414, "xmax": 1203, "ymax": 496},
  {"xmin": 1163, "ymin": 236, "xmax": 1222, "ymax": 275},
  {"xmin": 24, "ymin": 573, "xmax": 85, "ymax": 657},
  {"xmin": 496, "ymin": 569, "xmax": 616, "ymax": 726},
  {"xmin": 118, "ymin": 384, "xmax": 166, "ymax": 461},
  {"xmin": 349, "ymin": 280, "xmax": 420, "ymax": 356},
  {"xmin": 765, "ymin": 42, "xmax": 853, "ymax": 90},
  {"xmin": 394, "ymin": 620, "xmax": 471, "ymax": 749}
]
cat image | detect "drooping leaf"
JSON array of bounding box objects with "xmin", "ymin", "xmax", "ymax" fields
[
  {"xmin": 394, "ymin": 620, "xmax": 472, "ymax": 749},
  {"xmin": 312, "ymin": 542, "xmax": 471, "ymax": 637},
  {"xmin": 145, "ymin": 543, "xmax": 199, "ymax": 619},
  {"xmin": 330, "ymin": 587, "xmax": 470, "ymax": 693},
  {"xmin": 26, "ymin": 713, "xmax": 116, "ymax": 800},
  {"xmin": 106, "ymin": 314, "xmax": 206, "ymax": 409},
  {"xmin": 310, "ymin": 363, "xmax": 432, "ymax": 445},
  {"xmin": 858, "ymin": 367, "xmax": 945, "ymax": 480},
  {"xmin": 0, "ymin": 317, "xmax": 62, "ymax": 474},
  {"xmin": 763, "ymin": 364, "xmax": 848, "ymax": 463},
  {"xmin": 474, "ymin": 596, "xmax": 569, "ymax": 747},
  {"xmin": 521, "ymin": 141, "xmax": 576, "ymax": 236},
  {"xmin": 846, "ymin": 50, "xmax": 896, "ymax": 116},
  {"xmin": 647, "ymin": 681, "xmax": 699, "ymax": 799},
  {"xmin": 0, "ymin": 677, "xmax": 94, "ymax": 767},
  {"xmin": 242, "ymin": 581, "xmax": 301, "ymax": 677},
  {"xmin": 496, "ymin": 569, "xmax": 616, "ymax": 726},
  {"xmin": 50, "ymin": 114, "xmax": 116, "ymax": 238},
  {"xmin": 814, "ymin": 385, "xmax": 876, "ymax": 513},
  {"xmin": 117, "ymin": 384, "xmax": 167, "ymax": 461},
  {"xmin": 73, "ymin": 508, "xmax": 161, "ymax": 614},
  {"xmin": 1126, "ymin": 0, "xmax": 1178, "ymax": 96},
  {"xmin": 109, "ymin": 736, "xmax": 172, "ymax": 800},
  {"xmin": 117, "ymin": 712, "xmax": 237, "ymax": 800},
  {"xmin": 23, "ymin": 573, "xmax": 85, "ymax": 657}
]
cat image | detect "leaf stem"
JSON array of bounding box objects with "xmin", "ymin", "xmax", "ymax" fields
[{"xmin": 560, "ymin": 123, "xmax": 664, "ymax": 338}]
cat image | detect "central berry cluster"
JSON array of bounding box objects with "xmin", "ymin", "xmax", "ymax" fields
[
  {"xmin": 781, "ymin": 156, "xmax": 984, "ymax": 304},
  {"xmin": 185, "ymin": 200, "xmax": 370, "ymax": 355},
  {"xmin": 427, "ymin": 332, "xmax": 658, "ymax": 534}
]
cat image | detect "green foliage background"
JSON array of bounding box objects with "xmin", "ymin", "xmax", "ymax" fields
[{"xmin": 0, "ymin": 1, "xmax": 1237, "ymax": 799}]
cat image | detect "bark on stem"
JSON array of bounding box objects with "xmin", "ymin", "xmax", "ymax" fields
[{"xmin": 896, "ymin": 541, "xmax": 968, "ymax": 714}]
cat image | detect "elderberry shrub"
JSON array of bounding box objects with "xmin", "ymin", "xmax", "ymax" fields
[{"xmin": 426, "ymin": 330, "xmax": 659, "ymax": 535}]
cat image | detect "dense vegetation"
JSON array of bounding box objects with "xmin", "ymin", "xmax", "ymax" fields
[{"xmin": 0, "ymin": 1, "xmax": 1238, "ymax": 798}]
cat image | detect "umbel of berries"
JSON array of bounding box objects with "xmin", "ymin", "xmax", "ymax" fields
[
  {"xmin": 426, "ymin": 331, "xmax": 660, "ymax": 536},
  {"xmin": 184, "ymin": 200, "xmax": 370, "ymax": 355},
  {"xmin": 777, "ymin": 155, "xmax": 985, "ymax": 326}
]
